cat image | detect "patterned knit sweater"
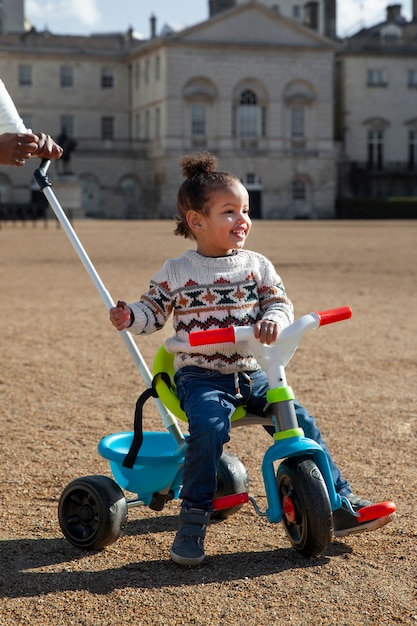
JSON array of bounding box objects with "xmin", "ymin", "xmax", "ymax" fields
[{"xmin": 129, "ymin": 249, "xmax": 294, "ymax": 373}]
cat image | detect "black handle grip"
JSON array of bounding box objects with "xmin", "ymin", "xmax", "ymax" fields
[{"xmin": 33, "ymin": 159, "xmax": 52, "ymax": 190}]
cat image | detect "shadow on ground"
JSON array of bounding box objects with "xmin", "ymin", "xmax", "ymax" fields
[{"xmin": 1, "ymin": 513, "xmax": 352, "ymax": 597}]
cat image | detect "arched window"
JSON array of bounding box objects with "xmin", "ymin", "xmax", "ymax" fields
[
  {"xmin": 292, "ymin": 179, "xmax": 306, "ymax": 201},
  {"xmin": 283, "ymin": 80, "xmax": 316, "ymax": 147},
  {"xmin": 363, "ymin": 117, "xmax": 389, "ymax": 171},
  {"xmin": 367, "ymin": 129, "xmax": 384, "ymax": 170},
  {"xmin": 239, "ymin": 90, "xmax": 258, "ymax": 138},
  {"xmin": 232, "ymin": 81, "xmax": 268, "ymax": 143},
  {"xmin": 183, "ymin": 77, "xmax": 218, "ymax": 145}
]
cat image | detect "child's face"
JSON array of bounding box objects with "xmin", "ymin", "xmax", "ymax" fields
[{"xmin": 190, "ymin": 180, "xmax": 251, "ymax": 257}]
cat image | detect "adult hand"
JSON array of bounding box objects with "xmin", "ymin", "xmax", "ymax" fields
[
  {"xmin": 0, "ymin": 132, "xmax": 39, "ymax": 166},
  {"xmin": 34, "ymin": 133, "xmax": 63, "ymax": 160}
]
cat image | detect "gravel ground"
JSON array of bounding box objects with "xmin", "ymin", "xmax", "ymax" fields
[{"xmin": 0, "ymin": 219, "xmax": 416, "ymax": 625}]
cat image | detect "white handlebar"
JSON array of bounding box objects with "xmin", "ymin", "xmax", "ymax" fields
[{"xmin": 189, "ymin": 307, "xmax": 352, "ymax": 371}]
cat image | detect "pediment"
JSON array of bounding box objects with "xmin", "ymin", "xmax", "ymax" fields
[{"xmin": 168, "ymin": 1, "xmax": 335, "ymax": 49}]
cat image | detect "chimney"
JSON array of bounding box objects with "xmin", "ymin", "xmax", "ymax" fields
[
  {"xmin": 150, "ymin": 14, "xmax": 156, "ymax": 38},
  {"xmin": 386, "ymin": 4, "xmax": 402, "ymax": 21}
]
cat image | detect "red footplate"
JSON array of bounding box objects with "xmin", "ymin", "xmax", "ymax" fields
[
  {"xmin": 356, "ymin": 501, "xmax": 396, "ymax": 522},
  {"xmin": 212, "ymin": 492, "xmax": 249, "ymax": 511}
]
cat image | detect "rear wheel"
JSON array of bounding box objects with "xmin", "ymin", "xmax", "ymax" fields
[
  {"xmin": 277, "ymin": 456, "xmax": 332, "ymax": 557},
  {"xmin": 213, "ymin": 452, "xmax": 249, "ymax": 519},
  {"xmin": 58, "ymin": 475, "xmax": 128, "ymax": 550}
]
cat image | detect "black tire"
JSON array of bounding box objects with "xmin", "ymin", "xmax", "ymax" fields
[
  {"xmin": 212, "ymin": 451, "xmax": 249, "ymax": 519},
  {"xmin": 277, "ymin": 456, "xmax": 332, "ymax": 557},
  {"xmin": 58, "ymin": 475, "xmax": 128, "ymax": 550}
]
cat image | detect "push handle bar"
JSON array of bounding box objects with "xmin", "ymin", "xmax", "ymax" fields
[
  {"xmin": 33, "ymin": 158, "xmax": 186, "ymax": 445},
  {"xmin": 189, "ymin": 306, "xmax": 352, "ymax": 347}
]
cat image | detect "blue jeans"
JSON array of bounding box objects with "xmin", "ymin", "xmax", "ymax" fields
[{"xmin": 174, "ymin": 366, "xmax": 351, "ymax": 510}]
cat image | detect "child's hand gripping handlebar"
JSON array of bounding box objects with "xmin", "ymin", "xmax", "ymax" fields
[{"xmin": 189, "ymin": 307, "xmax": 352, "ymax": 372}]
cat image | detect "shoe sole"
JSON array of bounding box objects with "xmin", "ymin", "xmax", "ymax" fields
[
  {"xmin": 334, "ymin": 512, "xmax": 396, "ymax": 538},
  {"xmin": 170, "ymin": 548, "xmax": 205, "ymax": 566}
]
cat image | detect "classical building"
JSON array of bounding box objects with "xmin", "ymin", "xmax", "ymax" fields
[
  {"xmin": 128, "ymin": 2, "xmax": 338, "ymax": 219},
  {"xmin": 0, "ymin": 0, "xmax": 338, "ymax": 219},
  {"xmin": 0, "ymin": 0, "xmax": 416, "ymax": 219}
]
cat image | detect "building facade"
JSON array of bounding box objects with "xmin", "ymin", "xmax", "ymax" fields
[
  {"xmin": 0, "ymin": 0, "xmax": 338, "ymax": 219},
  {"xmin": 336, "ymin": 3, "xmax": 417, "ymax": 203},
  {"xmin": 0, "ymin": 1, "xmax": 416, "ymax": 219}
]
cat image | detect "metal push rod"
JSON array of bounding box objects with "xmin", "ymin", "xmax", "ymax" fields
[{"xmin": 34, "ymin": 159, "xmax": 185, "ymax": 445}]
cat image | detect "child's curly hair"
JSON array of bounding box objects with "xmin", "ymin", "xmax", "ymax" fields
[{"xmin": 174, "ymin": 151, "xmax": 239, "ymax": 239}]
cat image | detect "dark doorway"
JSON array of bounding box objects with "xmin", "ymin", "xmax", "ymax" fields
[{"xmin": 248, "ymin": 189, "xmax": 261, "ymax": 219}]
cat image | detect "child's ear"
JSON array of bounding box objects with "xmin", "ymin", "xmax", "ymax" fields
[{"xmin": 186, "ymin": 210, "xmax": 203, "ymax": 233}]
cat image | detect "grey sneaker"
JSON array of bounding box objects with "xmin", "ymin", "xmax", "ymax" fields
[
  {"xmin": 333, "ymin": 498, "xmax": 396, "ymax": 538},
  {"xmin": 346, "ymin": 493, "xmax": 372, "ymax": 511},
  {"xmin": 170, "ymin": 507, "xmax": 211, "ymax": 566}
]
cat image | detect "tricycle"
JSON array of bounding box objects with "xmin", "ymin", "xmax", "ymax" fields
[{"xmin": 34, "ymin": 160, "xmax": 395, "ymax": 558}]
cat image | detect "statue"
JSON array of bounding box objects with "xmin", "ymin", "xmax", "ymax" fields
[{"xmin": 57, "ymin": 129, "xmax": 77, "ymax": 174}]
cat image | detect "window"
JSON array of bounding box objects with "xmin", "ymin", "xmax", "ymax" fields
[
  {"xmin": 60, "ymin": 66, "xmax": 73, "ymax": 88},
  {"xmin": 191, "ymin": 104, "xmax": 206, "ymax": 136},
  {"xmin": 101, "ymin": 67, "xmax": 114, "ymax": 89},
  {"xmin": 367, "ymin": 69, "xmax": 386, "ymax": 87},
  {"xmin": 155, "ymin": 55, "xmax": 160, "ymax": 81},
  {"xmin": 145, "ymin": 110, "xmax": 150, "ymax": 140},
  {"xmin": 238, "ymin": 90, "xmax": 258, "ymax": 138},
  {"xmin": 155, "ymin": 107, "xmax": 161, "ymax": 139},
  {"xmin": 367, "ymin": 129, "xmax": 383, "ymax": 170},
  {"xmin": 233, "ymin": 85, "xmax": 267, "ymax": 143},
  {"xmin": 101, "ymin": 116, "xmax": 114, "ymax": 140},
  {"xmin": 292, "ymin": 5, "xmax": 301, "ymax": 18},
  {"xmin": 408, "ymin": 70, "xmax": 417, "ymax": 87},
  {"xmin": 19, "ymin": 65, "xmax": 32, "ymax": 86},
  {"xmin": 135, "ymin": 63, "xmax": 140, "ymax": 89},
  {"xmin": 408, "ymin": 130, "xmax": 417, "ymax": 169},
  {"xmin": 292, "ymin": 179, "xmax": 306, "ymax": 200},
  {"xmin": 291, "ymin": 107, "xmax": 304, "ymax": 138}
]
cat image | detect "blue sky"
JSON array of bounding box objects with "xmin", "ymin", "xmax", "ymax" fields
[{"xmin": 26, "ymin": 0, "xmax": 412, "ymax": 38}]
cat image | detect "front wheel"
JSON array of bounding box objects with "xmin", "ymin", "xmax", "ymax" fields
[
  {"xmin": 58, "ymin": 475, "xmax": 128, "ymax": 550},
  {"xmin": 277, "ymin": 456, "xmax": 332, "ymax": 557}
]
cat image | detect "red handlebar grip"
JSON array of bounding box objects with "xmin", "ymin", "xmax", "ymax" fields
[
  {"xmin": 315, "ymin": 306, "xmax": 352, "ymax": 326},
  {"xmin": 189, "ymin": 327, "xmax": 236, "ymax": 346},
  {"xmin": 212, "ymin": 492, "xmax": 249, "ymax": 511}
]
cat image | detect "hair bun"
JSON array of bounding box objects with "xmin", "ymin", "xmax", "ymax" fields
[{"xmin": 180, "ymin": 151, "xmax": 218, "ymax": 179}]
